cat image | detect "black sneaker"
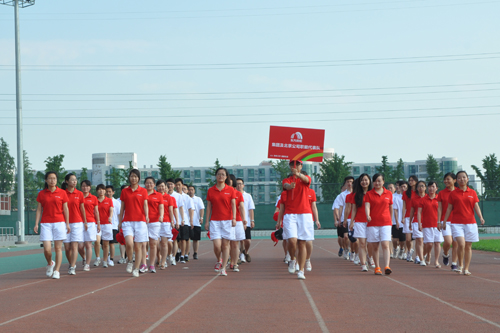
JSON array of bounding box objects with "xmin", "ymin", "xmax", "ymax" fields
[
  {"xmin": 175, "ymin": 252, "xmax": 181, "ymax": 262},
  {"xmin": 185, "ymin": 255, "xmax": 189, "ymax": 262},
  {"xmin": 193, "ymin": 253, "xmax": 198, "ymax": 260}
]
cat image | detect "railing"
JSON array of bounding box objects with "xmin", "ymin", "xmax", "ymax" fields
[{"xmin": 0, "ymin": 227, "xmax": 15, "ymax": 241}]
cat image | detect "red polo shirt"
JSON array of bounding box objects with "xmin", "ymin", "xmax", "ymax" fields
[
  {"xmin": 120, "ymin": 186, "xmax": 148, "ymax": 222},
  {"xmin": 411, "ymin": 194, "xmax": 425, "ymax": 222},
  {"xmin": 364, "ymin": 188, "xmax": 393, "ymax": 227},
  {"xmin": 448, "ymin": 187, "xmax": 479, "ymax": 224},
  {"xmin": 162, "ymin": 193, "xmax": 177, "ymax": 223},
  {"xmin": 147, "ymin": 190, "xmax": 164, "ymax": 223},
  {"xmin": 83, "ymin": 193, "xmax": 99, "ymax": 223},
  {"xmin": 234, "ymin": 190, "xmax": 245, "ymax": 222},
  {"xmin": 348, "ymin": 192, "xmax": 368, "ymax": 222},
  {"xmin": 308, "ymin": 189, "xmax": 317, "ymax": 203},
  {"xmin": 65, "ymin": 188, "xmax": 84, "ymax": 223},
  {"xmin": 402, "ymin": 190, "xmax": 415, "ymax": 218},
  {"xmin": 345, "ymin": 192, "xmax": 354, "ymax": 219},
  {"xmin": 437, "ymin": 188, "xmax": 455, "ymax": 222},
  {"xmin": 36, "ymin": 187, "xmax": 69, "ymax": 223},
  {"xmin": 98, "ymin": 197, "xmax": 114, "ymax": 225},
  {"xmin": 282, "ymin": 175, "xmax": 312, "ymax": 215},
  {"xmin": 418, "ymin": 194, "xmax": 439, "ymax": 228},
  {"xmin": 206, "ymin": 184, "xmax": 236, "ymax": 221}
]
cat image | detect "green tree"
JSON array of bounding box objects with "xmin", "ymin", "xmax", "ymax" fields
[
  {"xmin": 471, "ymin": 154, "xmax": 500, "ymax": 199},
  {"xmin": 426, "ymin": 154, "xmax": 443, "ymax": 184},
  {"xmin": 375, "ymin": 155, "xmax": 395, "ymax": 185},
  {"xmin": 12, "ymin": 150, "xmax": 39, "ymax": 211},
  {"xmin": 106, "ymin": 167, "xmax": 127, "ymax": 197},
  {"xmin": 79, "ymin": 167, "xmax": 89, "ymax": 183},
  {"xmin": 391, "ymin": 158, "xmax": 405, "ymax": 181},
  {"xmin": 36, "ymin": 154, "xmax": 67, "ymax": 188},
  {"xmin": 206, "ymin": 158, "xmax": 223, "ymax": 187},
  {"xmin": 157, "ymin": 155, "xmax": 181, "ymax": 180},
  {"xmin": 315, "ymin": 153, "xmax": 352, "ymax": 202},
  {"xmin": 271, "ymin": 159, "xmax": 290, "ymax": 184},
  {"xmin": 0, "ymin": 138, "xmax": 15, "ymax": 193}
]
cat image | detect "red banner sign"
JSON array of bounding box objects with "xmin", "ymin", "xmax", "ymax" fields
[{"xmin": 268, "ymin": 126, "xmax": 325, "ymax": 162}]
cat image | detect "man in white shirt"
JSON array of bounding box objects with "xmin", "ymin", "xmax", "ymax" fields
[
  {"xmin": 106, "ymin": 185, "xmax": 125, "ymax": 265},
  {"xmin": 167, "ymin": 178, "xmax": 184, "ymax": 265},
  {"xmin": 175, "ymin": 178, "xmax": 194, "ymax": 264},
  {"xmin": 333, "ymin": 177, "xmax": 354, "ymax": 259},
  {"xmin": 393, "ymin": 181, "xmax": 407, "ymax": 259},
  {"xmin": 236, "ymin": 178, "xmax": 255, "ymax": 263},
  {"xmin": 188, "ymin": 185, "xmax": 205, "ymax": 260}
]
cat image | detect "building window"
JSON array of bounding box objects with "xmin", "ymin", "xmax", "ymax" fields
[
  {"xmin": 183, "ymin": 170, "xmax": 191, "ymax": 179},
  {"xmin": 270, "ymin": 168, "xmax": 277, "ymax": 182},
  {"xmin": 258, "ymin": 168, "xmax": 266, "ymax": 181},
  {"xmin": 227, "ymin": 169, "xmax": 233, "ymax": 176},
  {"xmin": 409, "ymin": 165, "xmax": 418, "ymax": 175},
  {"xmin": 248, "ymin": 169, "xmax": 254, "ymax": 182},
  {"xmin": 364, "ymin": 166, "xmax": 371, "ymax": 173},
  {"xmin": 353, "ymin": 166, "xmax": 360, "ymax": 175},
  {"xmin": 237, "ymin": 169, "xmax": 244, "ymax": 178},
  {"xmin": 194, "ymin": 170, "xmax": 201, "ymax": 183},
  {"xmin": 141, "ymin": 171, "xmax": 148, "ymax": 179},
  {"xmin": 152, "ymin": 171, "xmax": 159, "ymax": 179}
]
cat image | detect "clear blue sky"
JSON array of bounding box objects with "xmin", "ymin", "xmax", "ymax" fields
[{"xmin": 0, "ymin": 0, "xmax": 499, "ymax": 173}]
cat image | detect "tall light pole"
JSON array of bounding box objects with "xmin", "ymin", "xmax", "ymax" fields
[{"xmin": 1, "ymin": 0, "xmax": 35, "ymax": 244}]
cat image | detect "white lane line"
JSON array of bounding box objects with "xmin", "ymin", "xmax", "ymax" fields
[
  {"xmin": 0, "ymin": 277, "xmax": 135, "ymax": 327},
  {"xmin": 0, "ymin": 279, "xmax": 51, "ymax": 293},
  {"xmin": 143, "ymin": 275, "xmax": 219, "ymax": 333},
  {"xmin": 300, "ymin": 281, "xmax": 329, "ymax": 333},
  {"xmin": 387, "ymin": 276, "xmax": 500, "ymax": 329}
]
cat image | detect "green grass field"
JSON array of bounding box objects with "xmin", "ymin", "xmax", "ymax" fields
[{"xmin": 472, "ymin": 239, "xmax": 500, "ymax": 252}]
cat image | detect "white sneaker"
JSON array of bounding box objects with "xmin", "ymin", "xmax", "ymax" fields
[
  {"xmin": 295, "ymin": 262, "xmax": 299, "ymax": 272},
  {"xmin": 353, "ymin": 254, "xmax": 360, "ymax": 265},
  {"xmin": 297, "ymin": 270, "xmax": 306, "ymax": 280},
  {"xmin": 284, "ymin": 253, "xmax": 291, "ymax": 264},
  {"xmin": 350, "ymin": 252, "xmax": 355, "ymax": 262},
  {"xmin": 305, "ymin": 259, "xmax": 312, "ymax": 272},
  {"xmin": 52, "ymin": 271, "xmax": 60, "ymax": 279},
  {"xmin": 219, "ymin": 269, "xmax": 227, "ymax": 276},
  {"xmin": 288, "ymin": 260, "xmax": 296, "ymax": 274},
  {"xmin": 46, "ymin": 260, "xmax": 55, "ymax": 277},
  {"xmin": 126, "ymin": 262, "xmax": 133, "ymax": 273},
  {"xmin": 369, "ymin": 257, "xmax": 375, "ymax": 268},
  {"xmin": 107, "ymin": 259, "xmax": 114, "ymax": 267},
  {"xmin": 344, "ymin": 251, "xmax": 349, "ymax": 260},
  {"xmin": 93, "ymin": 258, "xmax": 101, "ymax": 267},
  {"xmin": 132, "ymin": 269, "xmax": 139, "ymax": 277},
  {"xmin": 239, "ymin": 253, "xmax": 246, "ymax": 263},
  {"xmin": 83, "ymin": 264, "xmax": 90, "ymax": 271},
  {"xmin": 420, "ymin": 261, "xmax": 427, "ymax": 266},
  {"xmin": 68, "ymin": 266, "xmax": 76, "ymax": 275},
  {"xmin": 361, "ymin": 265, "xmax": 368, "ymax": 272},
  {"xmin": 399, "ymin": 249, "xmax": 405, "ymax": 260},
  {"xmin": 103, "ymin": 261, "xmax": 108, "ymax": 268},
  {"xmin": 233, "ymin": 264, "xmax": 240, "ymax": 272}
]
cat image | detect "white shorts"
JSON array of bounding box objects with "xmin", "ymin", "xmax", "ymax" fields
[
  {"xmin": 40, "ymin": 222, "xmax": 67, "ymax": 242},
  {"xmin": 209, "ymin": 220, "xmax": 232, "ymax": 240},
  {"xmin": 97, "ymin": 229, "xmax": 102, "ymax": 237},
  {"xmin": 122, "ymin": 221, "xmax": 149, "ymax": 243},
  {"xmin": 412, "ymin": 222, "xmax": 423, "ymax": 239},
  {"xmin": 423, "ymin": 227, "xmax": 444, "ymax": 243},
  {"xmin": 160, "ymin": 222, "xmax": 173, "ymax": 241},
  {"xmin": 63, "ymin": 222, "xmax": 84, "ymax": 243},
  {"xmin": 441, "ymin": 221, "xmax": 452, "ymax": 237},
  {"xmin": 100, "ymin": 224, "xmax": 113, "ymax": 241},
  {"xmin": 451, "ymin": 223, "xmax": 479, "ymax": 243},
  {"xmin": 403, "ymin": 217, "xmax": 412, "ymax": 234},
  {"xmin": 84, "ymin": 222, "xmax": 97, "ymax": 242},
  {"xmin": 148, "ymin": 222, "xmax": 161, "ymax": 241},
  {"xmin": 230, "ymin": 221, "xmax": 245, "ymax": 241},
  {"xmin": 283, "ymin": 214, "xmax": 314, "ymax": 241},
  {"xmin": 353, "ymin": 222, "xmax": 367, "ymax": 239},
  {"xmin": 367, "ymin": 225, "xmax": 391, "ymax": 243}
]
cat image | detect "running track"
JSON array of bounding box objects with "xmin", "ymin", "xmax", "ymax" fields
[{"xmin": 1, "ymin": 239, "xmax": 499, "ymax": 332}]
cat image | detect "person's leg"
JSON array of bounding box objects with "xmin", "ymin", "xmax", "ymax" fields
[
  {"xmin": 125, "ymin": 235, "xmax": 134, "ymax": 262},
  {"xmin": 406, "ymin": 233, "xmax": 412, "ymax": 254},
  {"xmin": 287, "ymin": 238, "xmax": 297, "ymax": 261},
  {"xmin": 119, "ymin": 244, "xmax": 126, "ymax": 260},
  {"xmin": 306, "ymin": 241, "xmax": 313, "ymax": 259},
  {"xmin": 78, "ymin": 243, "xmax": 85, "ymax": 263},
  {"xmin": 442, "ymin": 235, "xmax": 452, "ymax": 257},
  {"xmin": 433, "ymin": 242, "xmax": 441, "ymax": 266},
  {"xmin": 423, "ymin": 242, "xmax": 432, "ymax": 262},
  {"xmin": 381, "ymin": 241, "xmax": 390, "ymax": 268},
  {"xmin": 149, "ymin": 239, "xmax": 158, "ymax": 268},
  {"xmin": 193, "ymin": 240, "xmax": 199, "ymax": 254},
  {"xmin": 358, "ymin": 238, "xmax": 367, "ymax": 265},
  {"xmin": 352, "ymin": 240, "xmax": 358, "ymax": 256},
  {"xmin": 244, "ymin": 239, "xmax": 251, "ymax": 255},
  {"xmin": 103, "ymin": 240, "xmax": 110, "ymax": 264},
  {"xmin": 110, "ymin": 237, "xmax": 116, "ymax": 260},
  {"xmin": 70, "ymin": 242, "xmax": 79, "ymax": 267},
  {"xmin": 451, "ymin": 239, "xmax": 458, "ymax": 264},
  {"xmin": 455, "ymin": 236, "xmax": 465, "ymax": 269},
  {"xmin": 64, "ymin": 242, "xmax": 71, "ymax": 264},
  {"xmin": 141, "ymin": 242, "xmax": 147, "ymax": 267},
  {"xmin": 53, "ymin": 240, "xmax": 63, "ymax": 272},
  {"xmin": 371, "ymin": 242, "xmax": 380, "ymax": 268},
  {"xmin": 43, "ymin": 241, "xmax": 53, "ymax": 265},
  {"xmin": 212, "ymin": 239, "xmax": 222, "ymax": 261},
  {"xmin": 133, "ymin": 242, "xmax": 143, "ymax": 270},
  {"xmin": 464, "ymin": 242, "xmax": 473, "ymax": 272},
  {"xmin": 160, "ymin": 238, "xmax": 168, "ymax": 267},
  {"xmin": 297, "ymin": 240, "xmax": 307, "ymax": 271},
  {"xmin": 282, "ymin": 239, "xmax": 288, "ymax": 256},
  {"xmin": 94, "ymin": 235, "xmax": 101, "ymax": 263},
  {"xmin": 230, "ymin": 241, "xmax": 239, "ymax": 266},
  {"xmin": 417, "ymin": 238, "xmax": 424, "ymax": 261},
  {"xmin": 221, "ymin": 238, "xmax": 230, "ymax": 271},
  {"xmin": 85, "ymin": 241, "xmax": 93, "ymax": 265}
]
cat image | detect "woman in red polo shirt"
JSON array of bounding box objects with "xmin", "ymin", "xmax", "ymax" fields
[
  {"xmin": 157, "ymin": 180, "xmax": 176, "ymax": 269},
  {"xmin": 442, "ymin": 171, "xmax": 485, "ymax": 275},
  {"xmin": 417, "ymin": 181, "xmax": 443, "ymax": 267},
  {"xmin": 118, "ymin": 169, "xmax": 149, "ymax": 278},
  {"xmin": 437, "ymin": 172, "xmax": 459, "ymax": 270},
  {"xmin": 228, "ymin": 174, "xmax": 247, "ymax": 272},
  {"xmin": 349, "ymin": 173, "xmax": 372, "ymax": 272},
  {"xmin": 34, "ymin": 171, "xmax": 70, "ymax": 279},
  {"xmin": 81, "ymin": 180, "xmax": 100, "ymax": 272},
  {"xmin": 97, "ymin": 184, "xmax": 114, "ymax": 268},
  {"xmin": 364, "ymin": 173, "xmax": 393, "ymax": 275},
  {"xmin": 61, "ymin": 173, "xmax": 87, "ymax": 276},
  {"xmin": 144, "ymin": 177, "xmax": 164, "ymax": 273},
  {"xmin": 204, "ymin": 168, "xmax": 236, "ymax": 276},
  {"xmin": 402, "ymin": 175, "xmax": 418, "ymax": 261},
  {"xmin": 409, "ymin": 181, "xmax": 426, "ymax": 264}
]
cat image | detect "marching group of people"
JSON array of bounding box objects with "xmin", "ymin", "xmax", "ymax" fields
[{"xmin": 34, "ymin": 158, "xmax": 486, "ymax": 280}]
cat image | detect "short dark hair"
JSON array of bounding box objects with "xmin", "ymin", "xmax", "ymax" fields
[
  {"xmin": 236, "ymin": 178, "xmax": 244, "ymax": 184},
  {"xmin": 156, "ymin": 179, "xmax": 166, "ymax": 187},
  {"xmin": 343, "ymin": 176, "xmax": 354, "ymax": 185},
  {"xmin": 174, "ymin": 178, "xmax": 184, "ymax": 185},
  {"xmin": 144, "ymin": 176, "xmax": 155, "ymax": 185},
  {"xmin": 81, "ymin": 180, "xmax": 91, "ymax": 187},
  {"xmin": 372, "ymin": 173, "xmax": 384, "ymax": 183},
  {"xmin": 229, "ymin": 174, "xmax": 237, "ymax": 188},
  {"xmin": 106, "ymin": 185, "xmax": 115, "ymax": 191},
  {"xmin": 166, "ymin": 178, "xmax": 175, "ymax": 184},
  {"xmin": 188, "ymin": 185, "xmax": 196, "ymax": 190},
  {"xmin": 129, "ymin": 169, "xmax": 141, "ymax": 182},
  {"xmin": 443, "ymin": 172, "xmax": 456, "ymax": 180},
  {"xmin": 120, "ymin": 185, "xmax": 127, "ymax": 190},
  {"xmin": 96, "ymin": 184, "xmax": 106, "ymax": 191},
  {"xmin": 44, "ymin": 171, "xmax": 57, "ymax": 189}
]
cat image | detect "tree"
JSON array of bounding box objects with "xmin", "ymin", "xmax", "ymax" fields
[
  {"xmin": 0, "ymin": 138, "xmax": 15, "ymax": 193},
  {"xmin": 471, "ymin": 154, "xmax": 500, "ymax": 199},
  {"xmin": 314, "ymin": 153, "xmax": 352, "ymax": 202},
  {"xmin": 79, "ymin": 167, "xmax": 89, "ymax": 183},
  {"xmin": 271, "ymin": 159, "xmax": 290, "ymax": 184},
  {"xmin": 426, "ymin": 154, "xmax": 443, "ymax": 183},
  {"xmin": 206, "ymin": 158, "xmax": 223, "ymax": 187},
  {"xmin": 12, "ymin": 150, "xmax": 39, "ymax": 211},
  {"xmin": 391, "ymin": 158, "xmax": 405, "ymax": 182},
  {"xmin": 106, "ymin": 167, "xmax": 127, "ymax": 196},
  {"xmin": 157, "ymin": 155, "xmax": 181, "ymax": 180},
  {"xmin": 375, "ymin": 155, "xmax": 395, "ymax": 185},
  {"xmin": 36, "ymin": 154, "xmax": 67, "ymax": 187}
]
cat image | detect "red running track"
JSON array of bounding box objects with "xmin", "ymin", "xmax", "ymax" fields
[{"xmin": 0, "ymin": 239, "xmax": 499, "ymax": 332}]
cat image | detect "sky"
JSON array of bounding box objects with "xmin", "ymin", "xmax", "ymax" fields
[{"xmin": 0, "ymin": 0, "xmax": 499, "ymax": 174}]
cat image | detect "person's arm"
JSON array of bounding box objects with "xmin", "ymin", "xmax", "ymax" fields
[
  {"xmin": 199, "ymin": 208, "xmax": 205, "ymax": 226},
  {"xmin": 409, "ymin": 206, "xmax": 415, "ymax": 224},
  {"xmin": 402, "ymin": 201, "xmax": 407, "ymax": 221},
  {"xmin": 365, "ymin": 202, "xmax": 371, "ymax": 222},
  {"xmin": 231, "ymin": 199, "xmax": 237, "ymax": 227},
  {"xmin": 118, "ymin": 201, "xmax": 125, "ymax": 230},
  {"xmin": 204, "ymin": 201, "xmax": 211, "ymax": 230},
  {"xmin": 158, "ymin": 204, "xmax": 164, "ymax": 223},
  {"xmin": 108, "ymin": 207, "xmax": 114, "ymax": 224},
  {"xmin": 417, "ymin": 207, "xmax": 423, "ymax": 231},
  {"xmin": 276, "ymin": 203, "xmax": 285, "ymax": 229},
  {"xmin": 312, "ymin": 202, "xmax": 320, "ymax": 229},
  {"xmin": 239, "ymin": 202, "xmax": 247, "ymax": 230},
  {"xmin": 283, "ymin": 182, "xmax": 295, "ymax": 191},
  {"xmin": 474, "ymin": 203, "xmax": 485, "ymax": 225},
  {"xmin": 63, "ymin": 202, "xmax": 71, "ymax": 234},
  {"xmin": 169, "ymin": 206, "xmax": 174, "ymax": 228},
  {"xmin": 144, "ymin": 199, "xmax": 149, "ymax": 223},
  {"xmin": 34, "ymin": 202, "xmax": 42, "ymax": 234},
  {"xmin": 437, "ymin": 202, "xmax": 443, "ymax": 231},
  {"xmin": 179, "ymin": 206, "xmax": 185, "ymax": 226},
  {"xmin": 94, "ymin": 205, "xmax": 100, "ymax": 233},
  {"xmin": 294, "ymin": 172, "xmax": 310, "ymax": 184},
  {"xmin": 389, "ymin": 204, "xmax": 394, "ymax": 229},
  {"xmin": 174, "ymin": 208, "xmax": 180, "ymax": 229},
  {"xmin": 394, "ymin": 208, "xmax": 399, "ymax": 229},
  {"xmin": 80, "ymin": 203, "xmax": 87, "ymax": 224},
  {"xmin": 249, "ymin": 209, "xmax": 255, "ymax": 228},
  {"xmin": 343, "ymin": 202, "xmax": 351, "ymax": 228},
  {"xmin": 333, "ymin": 208, "xmax": 339, "ymax": 227},
  {"xmin": 350, "ymin": 204, "xmax": 357, "ymax": 230},
  {"xmin": 442, "ymin": 204, "xmax": 453, "ymax": 230},
  {"xmin": 189, "ymin": 207, "xmax": 194, "ymax": 228}
]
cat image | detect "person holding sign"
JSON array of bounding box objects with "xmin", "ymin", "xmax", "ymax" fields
[{"xmin": 277, "ymin": 159, "xmax": 313, "ymax": 280}]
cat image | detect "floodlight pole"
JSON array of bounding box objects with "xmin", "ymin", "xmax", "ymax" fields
[{"xmin": 14, "ymin": 0, "xmax": 26, "ymax": 244}]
